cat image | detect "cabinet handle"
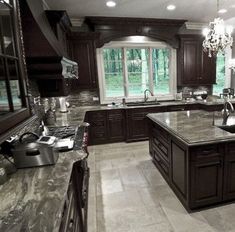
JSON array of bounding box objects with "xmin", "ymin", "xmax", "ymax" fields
[{"xmin": 196, "ymin": 160, "xmax": 221, "ymax": 167}]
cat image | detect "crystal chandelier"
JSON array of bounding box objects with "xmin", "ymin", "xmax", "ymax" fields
[{"xmin": 202, "ymin": 0, "xmax": 233, "ymax": 57}]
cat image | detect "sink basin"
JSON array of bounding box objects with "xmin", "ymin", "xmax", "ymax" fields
[
  {"xmin": 126, "ymin": 101, "xmax": 160, "ymax": 107},
  {"xmin": 216, "ymin": 124, "xmax": 235, "ymax": 133}
]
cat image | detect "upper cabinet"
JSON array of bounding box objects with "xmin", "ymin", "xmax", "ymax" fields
[
  {"xmin": 0, "ymin": 0, "xmax": 31, "ymax": 136},
  {"xmin": 68, "ymin": 32, "xmax": 99, "ymax": 89},
  {"xmin": 177, "ymin": 35, "xmax": 216, "ymax": 86}
]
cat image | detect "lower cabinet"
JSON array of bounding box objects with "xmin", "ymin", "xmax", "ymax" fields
[
  {"xmin": 189, "ymin": 145, "xmax": 223, "ymax": 208},
  {"xmin": 87, "ymin": 110, "xmax": 125, "ymax": 145},
  {"xmin": 223, "ymin": 143, "xmax": 235, "ymax": 200},
  {"xmin": 149, "ymin": 120, "xmax": 235, "ymax": 210},
  {"xmin": 107, "ymin": 110, "xmax": 126, "ymax": 142},
  {"xmin": 126, "ymin": 107, "xmax": 167, "ymax": 142},
  {"xmin": 60, "ymin": 160, "xmax": 89, "ymax": 232},
  {"xmin": 87, "ymin": 111, "xmax": 108, "ymax": 145},
  {"xmin": 86, "ymin": 103, "xmax": 223, "ymax": 145}
]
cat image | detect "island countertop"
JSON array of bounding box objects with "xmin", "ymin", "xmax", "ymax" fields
[
  {"xmin": 0, "ymin": 150, "xmax": 87, "ymax": 232},
  {"xmin": 147, "ymin": 110, "xmax": 235, "ymax": 146}
]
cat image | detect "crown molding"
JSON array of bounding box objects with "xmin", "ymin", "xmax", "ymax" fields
[
  {"xmin": 70, "ymin": 18, "xmax": 85, "ymax": 27},
  {"xmin": 185, "ymin": 22, "xmax": 207, "ymax": 30}
]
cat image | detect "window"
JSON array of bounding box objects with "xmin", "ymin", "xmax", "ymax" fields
[
  {"xmin": 0, "ymin": 0, "xmax": 30, "ymax": 135},
  {"xmin": 97, "ymin": 41, "xmax": 176, "ymax": 103},
  {"xmin": 213, "ymin": 49, "xmax": 232, "ymax": 95}
]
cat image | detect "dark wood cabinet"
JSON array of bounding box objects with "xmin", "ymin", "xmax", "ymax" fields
[
  {"xmin": 107, "ymin": 110, "xmax": 125, "ymax": 142},
  {"xmin": 86, "ymin": 103, "xmax": 223, "ymax": 145},
  {"xmin": 223, "ymin": 143, "xmax": 235, "ymax": 200},
  {"xmin": 126, "ymin": 107, "xmax": 167, "ymax": 142},
  {"xmin": 87, "ymin": 109, "xmax": 125, "ymax": 145},
  {"xmin": 87, "ymin": 110, "xmax": 107, "ymax": 145},
  {"xmin": 190, "ymin": 145, "xmax": 223, "ymax": 208},
  {"xmin": 148, "ymin": 118, "xmax": 231, "ymax": 210},
  {"xmin": 68, "ymin": 33, "xmax": 99, "ymax": 89},
  {"xmin": 60, "ymin": 160, "xmax": 89, "ymax": 232},
  {"xmin": 177, "ymin": 35, "xmax": 216, "ymax": 86}
]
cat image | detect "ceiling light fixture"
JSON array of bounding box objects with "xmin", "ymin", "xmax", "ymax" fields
[
  {"xmin": 218, "ymin": 8, "xmax": 227, "ymax": 14},
  {"xmin": 106, "ymin": 1, "xmax": 116, "ymax": 7},
  {"xmin": 167, "ymin": 4, "xmax": 176, "ymax": 11},
  {"xmin": 202, "ymin": 0, "xmax": 233, "ymax": 57}
]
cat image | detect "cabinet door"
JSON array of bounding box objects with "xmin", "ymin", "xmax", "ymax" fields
[
  {"xmin": 223, "ymin": 144, "xmax": 235, "ymax": 200},
  {"xmin": 190, "ymin": 147, "xmax": 223, "ymax": 208},
  {"xmin": 200, "ymin": 52, "xmax": 216, "ymax": 85},
  {"xmin": 179, "ymin": 39, "xmax": 199, "ymax": 85},
  {"xmin": 126, "ymin": 109, "xmax": 148, "ymax": 142},
  {"xmin": 107, "ymin": 110, "xmax": 125, "ymax": 142},
  {"xmin": 70, "ymin": 40, "xmax": 97, "ymax": 89},
  {"xmin": 178, "ymin": 35, "xmax": 216, "ymax": 86},
  {"xmin": 87, "ymin": 111, "xmax": 107, "ymax": 145}
]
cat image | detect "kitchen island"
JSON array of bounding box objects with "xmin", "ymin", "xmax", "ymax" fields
[{"xmin": 147, "ymin": 110, "xmax": 235, "ymax": 210}]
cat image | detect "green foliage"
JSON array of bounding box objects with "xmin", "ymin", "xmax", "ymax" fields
[
  {"xmin": 213, "ymin": 52, "xmax": 225, "ymax": 94},
  {"xmin": 103, "ymin": 47, "xmax": 170, "ymax": 97}
]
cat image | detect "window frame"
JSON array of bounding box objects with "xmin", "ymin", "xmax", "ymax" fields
[
  {"xmin": 97, "ymin": 41, "xmax": 177, "ymax": 104},
  {"xmin": 0, "ymin": 0, "xmax": 31, "ymax": 136},
  {"xmin": 213, "ymin": 47, "xmax": 232, "ymax": 95}
]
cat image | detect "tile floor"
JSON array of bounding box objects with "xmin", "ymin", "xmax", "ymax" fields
[{"xmin": 87, "ymin": 141, "xmax": 235, "ymax": 232}]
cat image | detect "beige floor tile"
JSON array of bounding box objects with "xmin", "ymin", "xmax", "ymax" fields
[{"xmin": 88, "ymin": 141, "xmax": 235, "ymax": 232}]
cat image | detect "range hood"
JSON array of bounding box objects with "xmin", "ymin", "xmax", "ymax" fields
[{"xmin": 19, "ymin": 0, "xmax": 78, "ymax": 97}]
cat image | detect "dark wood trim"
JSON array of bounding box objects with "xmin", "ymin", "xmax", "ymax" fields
[
  {"xmin": 84, "ymin": 16, "xmax": 186, "ymax": 48},
  {"xmin": 85, "ymin": 16, "xmax": 186, "ymax": 27}
]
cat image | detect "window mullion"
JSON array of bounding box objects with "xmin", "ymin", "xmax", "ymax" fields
[
  {"xmin": 123, "ymin": 48, "xmax": 129, "ymax": 98},
  {"xmin": 149, "ymin": 47, "xmax": 154, "ymax": 94}
]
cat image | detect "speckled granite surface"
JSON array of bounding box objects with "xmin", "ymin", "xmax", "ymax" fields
[
  {"xmin": 54, "ymin": 100, "xmax": 227, "ymax": 127},
  {"xmin": 147, "ymin": 110, "xmax": 235, "ymax": 145},
  {"xmin": 0, "ymin": 150, "xmax": 86, "ymax": 232}
]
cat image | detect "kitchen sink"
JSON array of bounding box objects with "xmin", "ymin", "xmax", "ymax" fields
[
  {"xmin": 126, "ymin": 101, "xmax": 161, "ymax": 107},
  {"xmin": 216, "ymin": 124, "xmax": 235, "ymax": 133}
]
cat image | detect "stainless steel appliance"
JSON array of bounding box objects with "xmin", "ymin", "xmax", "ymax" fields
[{"xmin": 12, "ymin": 132, "xmax": 58, "ymax": 168}]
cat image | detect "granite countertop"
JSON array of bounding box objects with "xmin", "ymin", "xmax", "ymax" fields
[
  {"xmin": 0, "ymin": 150, "xmax": 87, "ymax": 232},
  {"xmin": 147, "ymin": 110, "xmax": 235, "ymax": 146},
  {"xmin": 54, "ymin": 100, "xmax": 228, "ymax": 127}
]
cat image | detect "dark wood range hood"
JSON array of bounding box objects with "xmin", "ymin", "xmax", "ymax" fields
[{"xmin": 19, "ymin": 0, "xmax": 78, "ymax": 97}]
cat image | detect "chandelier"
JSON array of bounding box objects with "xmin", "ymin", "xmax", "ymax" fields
[{"xmin": 202, "ymin": 0, "xmax": 233, "ymax": 57}]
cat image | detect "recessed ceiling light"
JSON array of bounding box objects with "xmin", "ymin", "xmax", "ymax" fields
[
  {"xmin": 167, "ymin": 4, "xmax": 176, "ymax": 11},
  {"xmin": 218, "ymin": 8, "xmax": 227, "ymax": 14},
  {"xmin": 106, "ymin": 1, "xmax": 116, "ymax": 7}
]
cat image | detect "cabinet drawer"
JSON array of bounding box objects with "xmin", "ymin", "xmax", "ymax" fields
[
  {"xmin": 89, "ymin": 111, "xmax": 106, "ymax": 120},
  {"xmin": 91, "ymin": 120, "xmax": 106, "ymax": 127},
  {"xmin": 154, "ymin": 151, "xmax": 169, "ymax": 176},
  {"xmin": 152, "ymin": 126, "xmax": 169, "ymax": 145},
  {"xmin": 191, "ymin": 145, "xmax": 222, "ymax": 162},
  {"xmin": 153, "ymin": 137, "xmax": 168, "ymax": 161}
]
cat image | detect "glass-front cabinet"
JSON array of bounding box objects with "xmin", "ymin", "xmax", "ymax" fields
[{"xmin": 0, "ymin": 0, "xmax": 30, "ymax": 136}]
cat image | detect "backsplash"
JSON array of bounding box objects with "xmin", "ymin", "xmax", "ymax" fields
[
  {"xmin": 66, "ymin": 89, "xmax": 100, "ymax": 107},
  {"xmin": 178, "ymin": 86, "xmax": 212, "ymax": 97}
]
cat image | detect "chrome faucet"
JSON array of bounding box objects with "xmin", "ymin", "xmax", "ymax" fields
[
  {"xmin": 144, "ymin": 89, "xmax": 154, "ymax": 102},
  {"xmin": 222, "ymin": 100, "xmax": 234, "ymax": 125}
]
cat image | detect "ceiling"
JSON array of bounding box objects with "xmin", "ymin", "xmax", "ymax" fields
[{"xmin": 45, "ymin": 0, "xmax": 235, "ymax": 26}]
